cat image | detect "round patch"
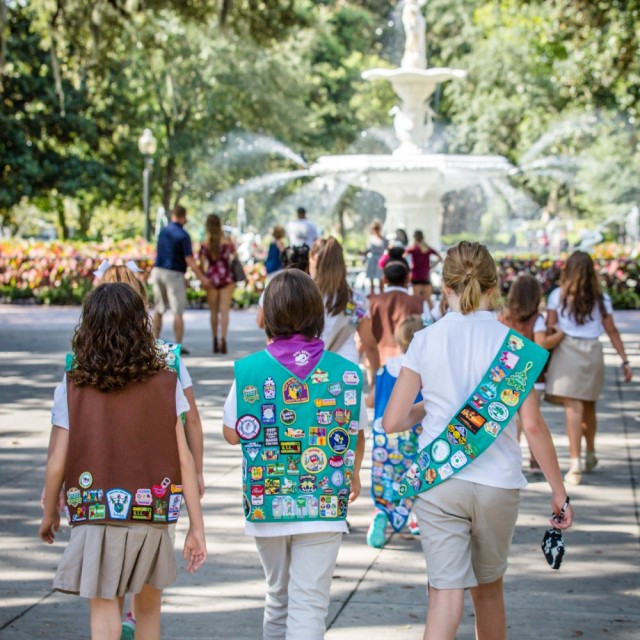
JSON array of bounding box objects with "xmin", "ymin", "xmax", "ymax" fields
[
  {"xmin": 79, "ymin": 471, "xmax": 93, "ymax": 489},
  {"xmin": 280, "ymin": 409, "xmax": 296, "ymax": 425},
  {"xmin": 430, "ymin": 439, "xmax": 451, "ymax": 463},
  {"xmin": 487, "ymin": 402, "xmax": 509, "ymax": 422},
  {"xmin": 500, "ymin": 389, "xmax": 520, "ymax": 406},
  {"xmin": 397, "ymin": 484, "xmax": 408, "ymax": 496},
  {"xmin": 372, "ymin": 447, "xmax": 389, "ymax": 463},
  {"xmin": 331, "ymin": 470, "xmax": 344, "ymax": 486},
  {"xmin": 301, "ymin": 447, "xmax": 327, "ymax": 474},
  {"xmin": 328, "ymin": 427, "xmax": 349, "ymax": 454},
  {"xmin": 236, "ymin": 414, "xmax": 261, "ymax": 440}
]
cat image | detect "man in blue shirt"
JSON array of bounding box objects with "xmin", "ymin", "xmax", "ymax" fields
[{"xmin": 151, "ymin": 206, "xmax": 209, "ymax": 352}]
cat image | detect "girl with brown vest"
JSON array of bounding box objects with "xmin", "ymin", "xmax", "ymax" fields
[{"xmin": 39, "ymin": 282, "xmax": 207, "ymax": 639}]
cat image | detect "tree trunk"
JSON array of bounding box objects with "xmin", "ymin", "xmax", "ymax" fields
[
  {"xmin": 56, "ymin": 198, "xmax": 68, "ymax": 240},
  {"xmin": 163, "ymin": 155, "xmax": 175, "ymax": 214}
]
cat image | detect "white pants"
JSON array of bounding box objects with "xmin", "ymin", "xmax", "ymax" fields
[{"xmin": 254, "ymin": 532, "xmax": 342, "ymax": 640}]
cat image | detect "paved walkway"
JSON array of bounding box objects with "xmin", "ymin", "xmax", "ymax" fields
[{"xmin": 0, "ymin": 306, "xmax": 638, "ymax": 639}]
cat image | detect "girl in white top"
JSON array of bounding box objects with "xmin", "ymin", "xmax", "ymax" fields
[
  {"xmin": 309, "ymin": 236, "xmax": 380, "ymax": 384},
  {"xmin": 383, "ymin": 241, "xmax": 573, "ymax": 640},
  {"xmin": 545, "ymin": 251, "xmax": 633, "ymax": 485}
]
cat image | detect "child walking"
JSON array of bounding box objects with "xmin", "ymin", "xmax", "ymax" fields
[
  {"xmin": 367, "ymin": 314, "xmax": 424, "ymax": 548},
  {"xmin": 383, "ymin": 242, "xmax": 573, "ymax": 640},
  {"xmin": 40, "ymin": 282, "xmax": 207, "ymax": 639},
  {"xmin": 545, "ymin": 250, "xmax": 633, "ymax": 484},
  {"xmin": 223, "ymin": 269, "xmax": 366, "ymax": 640}
]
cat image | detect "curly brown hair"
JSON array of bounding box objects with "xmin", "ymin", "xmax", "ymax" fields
[
  {"xmin": 560, "ymin": 251, "xmax": 606, "ymax": 325},
  {"xmin": 68, "ymin": 282, "xmax": 165, "ymax": 391}
]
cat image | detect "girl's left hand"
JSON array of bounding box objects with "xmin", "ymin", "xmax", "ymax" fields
[
  {"xmin": 183, "ymin": 528, "xmax": 208, "ymax": 573},
  {"xmin": 550, "ymin": 496, "xmax": 573, "ymax": 530},
  {"xmin": 622, "ymin": 363, "xmax": 633, "ymax": 383},
  {"xmin": 39, "ymin": 513, "xmax": 60, "ymax": 544},
  {"xmin": 349, "ymin": 474, "xmax": 361, "ymax": 503}
]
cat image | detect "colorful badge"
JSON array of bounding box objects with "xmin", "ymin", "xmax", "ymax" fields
[
  {"xmin": 152, "ymin": 477, "xmax": 171, "ymax": 498},
  {"xmin": 348, "ymin": 420, "xmax": 359, "ymax": 435},
  {"xmin": 490, "ymin": 366, "xmax": 507, "ymax": 383},
  {"xmin": 328, "ymin": 382, "xmax": 342, "ymax": 396},
  {"xmin": 484, "ymin": 421, "xmax": 501, "ymax": 437},
  {"xmin": 299, "ymin": 475, "xmax": 317, "ymax": 493},
  {"xmin": 265, "ymin": 478, "xmax": 281, "ymax": 495},
  {"xmin": 500, "ymin": 351, "xmax": 520, "ymax": 370},
  {"xmin": 261, "ymin": 404, "xmax": 276, "ymax": 425},
  {"xmin": 242, "ymin": 385, "xmax": 260, "ymax": 404},
  {"xmin": 267, "ymin": 463, "xmax": 285, "ymax": 476},
  {"xmin": 334, "ymin": 409, "xmax": 351, "ymax": 425},
  {"xmin": 314, "ymin": 398, "xmax": 337, "ymax": 407},
  {"xmin": 446, "ymin": 424, "xmax": 467, "ymax": 445},
  {"xmin": 316, "ymin": 410, "xmax": 333, "ymax": 425},
  {"xmin": 311, "ymin": 369, "xmax": 329, "ymax": 384},
  {"xmin": 328, "ymin": 427, "xmax": 349, "ymax": 454},
  {"xmin": 344, "ymin": 389, "xmax": 357, "ymax": 406},
  {"xmin": 329, "ymin": 455, "xmax": 344, "ymax": 468},
  {"xmin": 286, "ymin": 456, "xmax": 300, "ymax": 475},
  {"xmin": 167, "ymin": 494, "xmax": 182, "ymax": 522},
  {"xmin": 71, "ymin": 505, "xmax": 87, "ymax": 523},
  {"xmin": 263, "ymin": 377, "xmax": 276, "ymax": 400},
  {"xmin": 251, "ymin": 466, "xmax": 264, "ymax": 481},
  {"xmin": 343, "ymin": 371, "xmax": 360, "ymax": 385},
  {"xmin": 331, "ymin": 470, "xmax": 344, "ymax": 487},
  {"xmin": 244, "ymin": 442, "xmax": 262, "ymax": 460},
  {"xmin": 251, "ymin": 485, "xmax": 264, "ymax": 505},
  {"xmin": 134, "ymin": 488, "xmax": 152, "ymax": 506},
  {"xmin": 294, "ymin": 350, "xmax": 311, "ymax": 367},
  {"xmin": 280, "ymin": 441, "xmax": 301, "ymax": 455},
  {"xmin": 132, "ymin": 506, "xmax": 152, "ymax": 521},
  {"xmin": 284, "ymin": 427, "xmax": 304, "ymax": 438},
  {"xmin": 500, "ymin": 389, "xmax": 520, "ymax": 406},
  {"xmin": 309, "ymin": 427, "xmax": 327, "ymax": 446},
  {"xmin": 153, "ymin": 498, "xmax": 167, "ymax": 522},
  {"xmin": 280, "ymin": 408, "xmax": 296, "ymax": 425},
  {"xmin": 106, "ymin": 488, "xmax": 132, "ymax": 520},
  {"xmin": 261, "ymin": 449, "xmax": 279, "ymax": 461},
  {"xmin": 66, "ymin": 487, "xmax": 82, "ymax": 507},
  {"xmin": 264, "ymin": 426, "xmax": 279, "ymax": 447},
  {"xmin": 283, "ymin": 378, "xmax": 310, "ymax": 404},
  {"xmin": 438, "ymin": 463, "xmax": 454, "ymax": 480},
  {"xmin": 88, "ymin": 504, "xmax": 106, "ymax": 520},
  {"xmin": 372, "ymin": 447, "xmax": 389, "ymax": 463},
  {"xmin": 479, "ymin": 381, "xmax": 498, "ymax": 400},
  {"xmin": 430, "ymin": 439, "xmax": 451, "ymax": 463},
  {"xmin": 458, "ymin": 405, "xmax": 486, "ymax": 434},
  {"xmin": 79, "ymin": 471, "xmax": 93, "ymax": 489},
  {"xmin": 508, "ymin": 335, "xmax": 524, "ymax": 351},
  {"xmin": 487, "ymin": 402, "xmax": 509, "ymax": 422},
  {"xmin": 450, "ymin": 451, "xmax": 468, "ymax": 469},
  {"xmin": 344, "ymin": 449, "xmax": 355, "ymax": 467},
  {"xmin": 236, "ymin": 414, "xmax": 261, "ymax": 440},
  {"xmin": 301, "ymin": 447, "xmax": 327, "ymax": 474},
  {"xmin": 320, "ymin": 495, "xmax": 338, "ymax": 517},
  {"xmin": 82, "ymin": 489, "xmax": 103, "ymax": 503}
]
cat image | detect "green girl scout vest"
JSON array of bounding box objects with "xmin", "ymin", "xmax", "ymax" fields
[
  {"xmin": 235, "ymin": 350, "xmax": 363, "ymax": 524},
  {"xmin": 395, "ymin": 330, "xmax": 548, "ymax": 500}
]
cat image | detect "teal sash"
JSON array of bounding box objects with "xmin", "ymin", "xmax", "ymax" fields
[{"xmin": 395, "ymin": 330, "xmax": 548, "ymax": 500}]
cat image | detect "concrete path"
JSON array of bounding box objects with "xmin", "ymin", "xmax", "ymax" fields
[{"xmin": 0, "ymin": 306, "xmax": 638, "ymax": 639}]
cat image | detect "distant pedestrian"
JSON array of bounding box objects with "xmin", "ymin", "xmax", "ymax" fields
[
  {"xmin": 151, "ymin": 206, "xmax": 210, "ymax": 354},
  {"xmin": 287, "ymin": 206, "xmax": 319, "ymax": 248},
  {"xmin": 198, "ymin": 214, "xmax": 237, "ymax": 354},
  {"xmin": 545, "ymin": 251, "xmax": 633, "ymax": 484},
  {"xmin": 264, "ymin": 224, "xmax": 287, "ymax": 276},
  {"xmin": 383, "ymin": 241, "xmax": 573, "ymax": 640},
  {"xmin": 223, "ymin": 269, "xmax": 366, "ymax": 639},
  {"xmin": 406, "ymin": 230, "xmax": 441, "ymax": 306},
  {"xmin": 40, "ymin": 282, "xmax": 207, "ymax": 638},
  {"xmin": 368, "ymin": 260, "xmax": 424, "ymax": 365},
  {"xmin": 364, "ymin": 220, "xmax": 385, "ymax": 295}
]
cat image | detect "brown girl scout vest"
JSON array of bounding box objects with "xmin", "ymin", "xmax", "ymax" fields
[{"xmin": 64, "ymin": 369, "xmax": 182, "ymax": 526}]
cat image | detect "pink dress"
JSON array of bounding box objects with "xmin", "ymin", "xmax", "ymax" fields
[
  {"xmin": 406, "ymin": 245, "xmax": 438, "ymax": 284},
  {"xmin": 199, "ymin": 241, "xmax": 235, "ymax": 289}
]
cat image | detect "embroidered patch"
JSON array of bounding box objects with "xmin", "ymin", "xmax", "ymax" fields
[
  {"xmin": 280, "ymin": 409, "xmax": 296, "ymax": 425},
  {"xmin": 316, "ymin": 410, "xmax": 333, "ymax": 425},
  {"xmin": 311, "ymin": 369, "xmax": 329, "ymax": 384},
  {"xmin": 79, "ymin": 471, "xmax": 93, "ymax": 489},
  {"xmin": 487, "ymin": 402, "xmax": 509, "ymax": 422},
  {"xmin": 88, "ymin": 504, "xmax": 106, "ymax": 520},
  {"xmin": 343, "ymin": 371, "xmax": 360, "ymax": 385},
  {"xmin": 152, "ymin": 477, "xmax": 171, "ymax": 498},
  {"xmin": 107, "ymin": 489, "xmax": 132, "ymax": 520},
  {"xmin": 320, "ymin": 495, "xmax": 338, "ymax": 517},
  {"xmin": 294, "ymin": 350, "xmax": 311, "ymax": 367},
  {"xmin": 236, "ymin": 415, "xmax": 261, "ymax": 440},
  {"xmin": 244, "ymin": 442, "xmax": 262, "ymax": 460},
  {"xmin": 328, "ymin": 427, "xmax": 349, "ymax": 454},
  {"xmin": 251, "ymin": 485, "xmax": 264, "ymax": 505},
  {"xmin": 333, "ymin": 409, "xmax": 351, "ymax": 425},
  {"xmin": 132, "ymin": 506, "xmax": 152, "ymax": 521},
  {"xmin": 66, "ymin": 487, "xmax": 82, "ymax": 507},
  {"xmin": 309, "ymin": 427, "xmax": 327, "ymax": 446},
  {"xmin": 284, "ymin": 427, "xmax": 304, "ymax": 438},
  {"xmin": 344, "ymin": 449, "xmax": 355, "ymax": 467},
  {"xmin": 372, "ymin": 447, "xmax": 389, "ymax": 463},
  {"xmin": 153, "ymin": 498, "xmax": 167, "ymax": 522},
  {"xmin": 280, "ymin": 441, "xmax": 301, "ymax": 455},
  {"xmin": 314, "ymin": 398, "xmax": 337, "ymax": 407},
  {"xmin": 484, "ymin": 421, "xmax": 501, "ymax": 437},
  {"xmin": 242, "ymin": 385, "xmax": 260, "ymax": 404},
  {"xmin": 430, "ymin": 439, "xmax": 451, "ymax": 463},
  {"xmin": 82, "ymin": 489, "xmax": 103, "ymax": 503},
  {"xmin": 301, "ymin": 447, "xmax": 327, "ymax": 474},
  {"xmin": 446, "ymin": 424, "xmax": 467, "ymax": 445},
  {"xmin": 298, "ymin": 475, "xmax": 317, "ymax": 493},
  {"xmin": 328, "ymin": 382, "xmax": 342, "ymax": 396},
  {"xmin": 500, "ymin": 388, "xmax": 520, "ymax": 406},
  {"xmin": 450, "ymin": 451, "xmax": 468, "ymax": 469},
  {"xmin": 500, "ymin": 351, "xmax": 520, "ymax": 370},
  {"xmin": 344, "ymin": 389, "xmax": 357, "ymax": 406},
  {"xmin": 263, "ymin": 377, "xmax": 276, "ymax": 400},
  {"xmin": 167, "ymin": 494, "xmax": 182, "ymax": 522},
  {"xmin": 283, "ymin": 378, "xmax": 310, "ymax": 404},
  {"xmin": 250, "ymin": 466, "xmax": 264, "ymax": 481},
  {"xmin": 261, "ymin": 404, "xmax": 276, "ymax": 425},
  {"xmin": 329, "ymin": 455, "xmax": 344, "ymax": 468},
  {"xmin": 331, "ymin": 470, "xmax": 344, "ymax": 487},
  {"xmin": 264, "ymin": 426, "xmax": 279, "ymax": 447},
  {"xmin": 457, "ymin": 405, "xmax": 486, "ymax": 434}
]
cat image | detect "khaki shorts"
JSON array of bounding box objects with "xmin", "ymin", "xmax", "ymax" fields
[
  {"xmin": 151, "ymin": 267, "xmax": 187, "ymax": 315},
  {"xmin": 413, "ymin": 479, "xmax": 520, "ymax": 589}
]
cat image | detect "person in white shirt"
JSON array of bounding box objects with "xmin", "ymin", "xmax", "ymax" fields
[
  {"xmin": 545, "ymin": 251, "xmax": 633, "ymax": 485},
  {"xmin": 383, "ymin": 241, "xmax": 573, "ymax": 640},
  {"xmin": 286, "ymin": 207, "xmax": 319, "ymax": 248}
]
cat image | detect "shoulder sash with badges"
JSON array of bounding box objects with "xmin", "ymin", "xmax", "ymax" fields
[{"xmin": 395, "ymin": 330, "xmax": 548, "ymax": 501}]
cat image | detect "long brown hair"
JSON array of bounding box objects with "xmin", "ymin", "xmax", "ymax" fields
[
  {"xmin": 311, "ymin": 236, "xmax": 351, "ymax": 316},
  {"xmin": 68, "ymin": 283, "xmax": 165, "ymax": 391},
  {"xmin": 560, "ymin": 251, "xmax": 606, "ymax": 324},
  {"xmin": 503, "ymin": 274, "xmax": 541, "ymax": 334},
  {"xmin": 442, "ymin": 241, "xmax": 501, "ymax": 315},
  {"xmin": 101, "ymin": 265, "xmax": 147, "ymax": 302},
  {"xmin": 205, "ymin": 213, "xmax": 223, "ymax": 258}
]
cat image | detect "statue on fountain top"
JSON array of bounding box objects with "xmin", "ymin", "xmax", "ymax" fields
[{"xmin": 401, "ymin": 0, "xmax": 426, "ymax": 70}]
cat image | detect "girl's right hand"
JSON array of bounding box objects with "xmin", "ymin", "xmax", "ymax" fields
[
  {"xmin": 39, "ymin": 513, "xmax": 60, "ymax": 544},
  {"xmin": 183, "ymin": 528, "xmax": 207, "ymax": 573}
]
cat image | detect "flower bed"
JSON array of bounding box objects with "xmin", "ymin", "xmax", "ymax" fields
[{"xmin": 0, "ymin": 238, "xmax": 265, "ymax": 307}]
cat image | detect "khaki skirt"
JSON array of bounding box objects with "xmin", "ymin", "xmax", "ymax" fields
[
  {"xmin": 545, "ymin": 336, "xmax": 604, "ymax": 402},
  {"xmin": 53, "ymin": 523, "xmax": 177, "ymax": 599}
]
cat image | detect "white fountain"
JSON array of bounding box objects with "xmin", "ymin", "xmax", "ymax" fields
[{"xmin": 310, "ymin": 0, "xmax": 512, "ymax": 247}]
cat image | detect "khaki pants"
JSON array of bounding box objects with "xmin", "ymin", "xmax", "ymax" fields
[{"xmin": 151, "ymin": 267, "xmax": 187, "ymax": 315}]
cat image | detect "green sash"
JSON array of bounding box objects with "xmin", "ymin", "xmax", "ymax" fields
[
  {"xmin": 235, "ymin": 350, "xmax": 363, "ymax": 524},
  {"xmin": 395, "ymin": 330, "xmax": 548, "ymax": 500}
]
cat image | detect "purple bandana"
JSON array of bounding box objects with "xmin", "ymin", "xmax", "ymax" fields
[{"xmin": 267, "ymin": 334, "xmax": 325, "ymax": 379}]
